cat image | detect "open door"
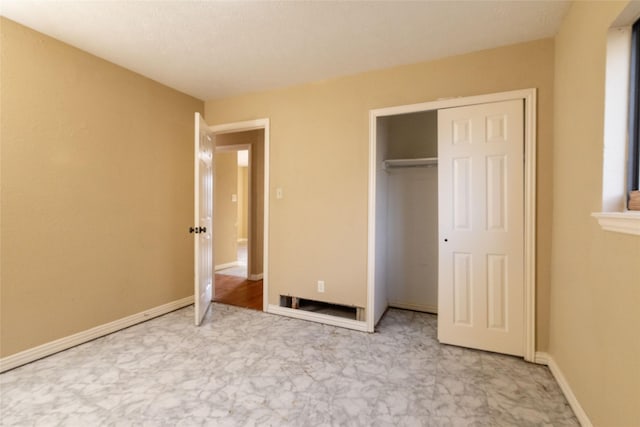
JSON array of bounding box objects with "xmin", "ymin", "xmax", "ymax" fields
[
  {"xmin": 193, "ymin": 112, "xmax": 215, "ymax": 325},
  {"xmin": 437, "ymin": 99, "xmax": 524, "ymax": 356}
]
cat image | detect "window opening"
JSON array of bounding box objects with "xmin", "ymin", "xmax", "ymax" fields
[{"xmin": 628, "ymin": 19, "xmax": 640, "ymax": 209}]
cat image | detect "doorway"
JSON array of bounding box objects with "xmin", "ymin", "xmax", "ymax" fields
[
  {"xmin": 210, "ymin": 120, "xmax": 270, "ymax": 312},
  {"xmin": 214, "ymin": 146, "xmax": 250, "ymax": 279},
  {"xmin": 367, "ymin": 89, "xmax": 537, "ymax": 361}
]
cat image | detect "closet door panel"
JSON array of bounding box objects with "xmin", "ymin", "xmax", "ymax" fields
[
  {"xmin": 452, "ymin": 157, "xmax": 472, "ymax": 230},
  {"xmin": 452, "ymin": 252, "xmax": 472, "ymax": 325},
  {"xmin": 486, "ymin": 155, "xmax": 508, "ymax": 232},
  {"xmin": 438, "ymin": 99, "xmax": 524, "ymax": 356}
]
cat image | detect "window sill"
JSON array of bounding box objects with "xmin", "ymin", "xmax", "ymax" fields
[{"xmin": 592, "ymin": 211, "xmax": 640, "ymax": 235}]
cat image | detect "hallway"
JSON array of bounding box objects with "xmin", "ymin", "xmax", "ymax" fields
[{"xmin": 214, "ymin": 273, "xmax": 262, "ymax": 311}]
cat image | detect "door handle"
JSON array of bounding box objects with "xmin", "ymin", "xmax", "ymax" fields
[{"xmin": 189, "ymin": 226, "xmax": 207, "ymax": 234}]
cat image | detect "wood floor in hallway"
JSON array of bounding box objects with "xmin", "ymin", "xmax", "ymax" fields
[{"xmin": 214, "ymin": 273, "xmax": 263, "ymax": 311}]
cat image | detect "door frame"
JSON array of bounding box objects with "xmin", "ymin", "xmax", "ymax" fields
[
  {"xmin": 366, "ymin": 89, "xmax": 537, "ymax": 362},
  {"xmin": 209, "ymin": 118, "xmax": 270, "ymax": 312}
]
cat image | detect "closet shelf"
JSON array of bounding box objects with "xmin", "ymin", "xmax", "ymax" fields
[{"xmin": 383, "ymin": 157, "xmax": 438, "ymax": 170}]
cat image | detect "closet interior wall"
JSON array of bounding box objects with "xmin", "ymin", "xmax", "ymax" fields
[{"xmin": 375, "ymin": 110, "xmax": 439, "ymax": 324}]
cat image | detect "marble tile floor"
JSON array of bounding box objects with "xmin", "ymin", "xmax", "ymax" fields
[{"xmin": 0, "ymin": 305, "xmax": 578, "ymax": 426}]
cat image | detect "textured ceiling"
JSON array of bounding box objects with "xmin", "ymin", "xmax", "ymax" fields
[{"xmin": 0, "ymin": 1, "xmax": 570, "ymax": 101}]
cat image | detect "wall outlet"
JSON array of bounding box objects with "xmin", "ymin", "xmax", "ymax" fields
[
  {"xmin": 276, "ymin": 187, "xmax": 283, "ymax": 199},
  {"xmin": 317, "ymin": 280, "xmax": 325, "ymax": 293}
]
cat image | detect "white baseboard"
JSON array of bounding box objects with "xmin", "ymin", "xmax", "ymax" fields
[
  {"xmin": 534, "ymin": 351, "xmax": 550, "ymax": 365},
  {"xmin": 249, "ymin": 273, "xmax": 263, "ymax": 281},
  {"xmin": 0, "ymin": 296, "xmax": 194, "ymax": 373},
  {"xmin": 215, "ymin": 261, "xmax": 239, "ymax": 271},
  {"xmin": 388, "ymin": 300, "xmax": 438, "ymax": 314},
  {"xmin": 267, "ymin": 304, "xmax": 369, "ymax": 332},
  {"xmin": 535, "ymin": 352, "xmax": 592, "ymax": 427}
]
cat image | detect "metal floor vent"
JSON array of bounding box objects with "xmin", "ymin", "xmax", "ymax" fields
[{"xmin": 280, "ymin": 295, "xmax": 364, "ymax": 321}]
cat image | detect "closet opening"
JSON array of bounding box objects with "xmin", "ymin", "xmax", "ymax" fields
[
  {"xmin": 376, "ymin": 110, "xmax": 439, "ymax": 317},
  {"xmin": 367, "ymin": 89, "xmax": 538, "ymax": 361}
]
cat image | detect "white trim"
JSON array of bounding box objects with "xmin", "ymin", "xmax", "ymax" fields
[
  {"xmin": 267, "ymin": 304, "xmax": 369, "ymax": 332},
  {"xmin": 534, "ymin": 352, "xmax": 593, "ymax": 427},
  {"xmin": 367, "ymin": 88, "xmax": 537, "ymax": 361},
  {"xmin": 209, "ymin": 118, "xmax": 270, "ymax": 313},
  {"xmin": 0, "ymin": 296, "xmax": 194, "ymax": 373},
  {"xmin": 523, "ymin": 89, "xmax": 537, "ymax": 363},
  {"xmin": 388, "ymin": 301, "xmax": 437, "ymax": 314},
  {"xmin": 264, "ymin": 122, "xmax": 270, "ymax": 313},
  {"xmin": 247, "ymin": 144, "xmax": 253, "ymax": 282},
  {"xmin": 216, "ymin": 143, "xmax": 251, "ymax": 153},
  {"xmin": 237, "ymin": 238, "xmax": 248, "ymax": 243},
  {"xmin": 592, "ymin": 211, "xmax": 640, "ymax": 235},
  {"xmin": 534, "ymin": 351, "xmax": 550, "ymax": 365},
  {"xmin": 371, "ymin": 90, "xmax": 536, "ymax": 118},
  {"xmin": 215, "ymin": 261, "xmax": 240, "ymax": 271},
  {"xmin": 210, "ymin": 119, "xmax": 267, "ymax": 135},
  {"xmin": 249, "ymin": 273, "xmax": 263, "ymax": 281},
  {"xmin": 366, "ymin": 109, "xmax": 377, "ymax": 332}
]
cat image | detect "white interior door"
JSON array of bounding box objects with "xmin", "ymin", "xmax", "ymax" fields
[
  {"xmin": 437, "ymin": 99, "xmax": 524, "ymax": 356},
  {"xmin": 194, "ymin": 112, "xmax": 215, "ymax": 326}
]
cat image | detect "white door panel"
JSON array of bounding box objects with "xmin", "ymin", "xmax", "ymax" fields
[
  {"xmin": 194, "ymin": 113, "xmax": 215, "ymax": 326},
  {"xmin": 438, "ymin": 100, "xmax": 524, "ymax": 356}
]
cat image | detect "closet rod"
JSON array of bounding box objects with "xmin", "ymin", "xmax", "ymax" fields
[{"xmin": 383, "ymin": 157, "xmax": 438, "ymax": 170}]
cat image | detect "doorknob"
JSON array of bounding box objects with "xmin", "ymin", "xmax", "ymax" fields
[
  {"xmin": 189, "ymin": 226, "xmax": 207, "ymax": 234},
  {"xmin": 199, "ymin": 226, "xmax": 207, "ymax": 233}
]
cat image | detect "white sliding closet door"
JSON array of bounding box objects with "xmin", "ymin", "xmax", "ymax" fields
[{"xmin": 437, "ymin": 100, "xmax": 524, "ymax": 356}]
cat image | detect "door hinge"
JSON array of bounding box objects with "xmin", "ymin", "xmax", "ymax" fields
[{"xmin": 189, "ymin": 226, "xmax": 207, "ymax": 234}]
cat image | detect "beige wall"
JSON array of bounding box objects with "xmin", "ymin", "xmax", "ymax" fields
[
  {"xmin": 0, "ymin": 18, "xmax": 203, "ymax": 357},
  {"xmin": 238, "ymin": 166, "xmax": 249, "ymax": 240},
  {"xmin": 206, "ymin": 39, "xmax": 555, "ymax": 346},
  {"xmin": 216, "ymin": 130, "xmax": 264, "ymax": 277},
  {"xmin": 214, "ymin": 151, "xmax": 238, "ymax": 267},
  {"xmin": 551, "ymin": 1, "xmax": 640, "ymax": 425},
  {"xmin": 383, "ymin": 110, "xmax": 438, "ymax": 160}
]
